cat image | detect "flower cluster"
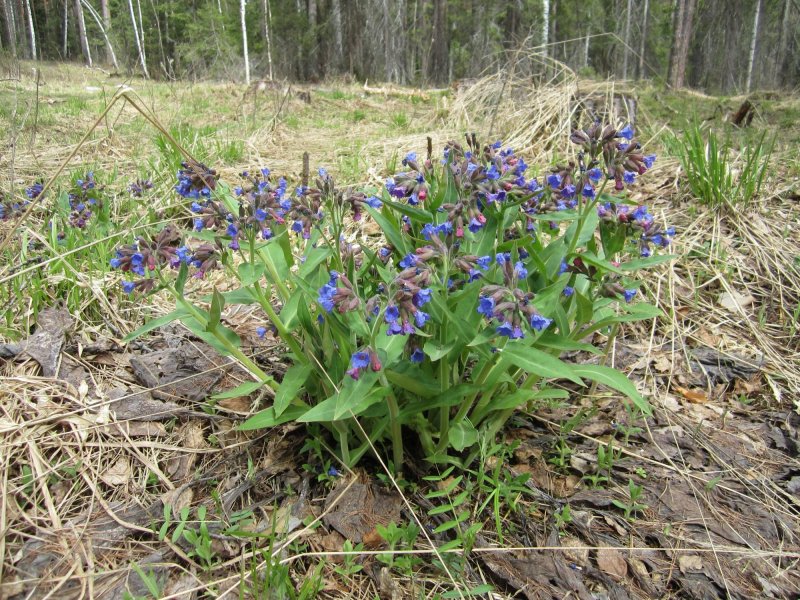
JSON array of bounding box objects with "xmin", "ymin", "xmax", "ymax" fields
[
  {"xmin": 347, "ymin": 349, "xmax": 382, "ymax": 380},
  {"xmin": 597, "ymin": 203, "xmax": 676, "ymax": 257},
  {"xmin": 128, "ymin": 178, "xmax": 154, "ymax": 197},
  {"xmin": 1, "ymin": 192, "xmax": 28, "ymax": 220},
  {"xmin": 477, "ymin": 283, "xmax": 552, "ymax": 340},
  {"xmin": 67, "ymin": 172, "xmax": 103, "ymax": 228},
  {"xmin": 110, "ymin": 225, "xmax": 219, "ymax": 294},
  {"xmin": 175, "ymin": 161, "xmax": 217, "ymax": 199},
  {"xmin": 317, "ymin": 271, "xmax": 360, "ymax": 313}
]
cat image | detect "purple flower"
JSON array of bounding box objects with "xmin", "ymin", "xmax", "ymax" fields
[
  {"xmin": 317, "ymin": 282, "xmax": 337, "ymax": 312},
  {"xmin": 547, "ymin": 173, "xmax": 562, "ymax": 188},
  {"xmin": 399, "ymin": 253, "xmax": 418, "ymax": 268},
  {"xmin": 256, "ymin": 326, "xmax": 268, "ymax": 338},
  {"xmin": 623, "ymin": 171, "xmax": 636, "ymax": 185},
  {"xmin": 25, "ymin": 182, "xmax": 44, "ymax": 199},
  {"xmin": 403, "ymin": 152, "xmax": 417, "ymax": 166},
  {"xmin": 385, "ymin": 305, "xmax": 400, "ymax": 323},
  {"xmin": 496, "ymin": 252, "xmax": 511, "ymax": 265},
  {"xmin": 514, "ymin": 261, "xmax": 528, "ymax": 279},
  {"xmin": 414, "ymin": 310, "xmax": 430, "ymax": 328},
  {"xmin": 351, "ymin": 351, "xmax": 370, "ymax": 369},
  {"xmin": 561, "ymin": 184, "xmax": 576, "ymax": 199},
  {"xmin": 468, "ymin": 217, "xmax": 483, "ymax": 233},
  {"xmin": 618, "ymin": 124, "xmax": 635, "ymax": 140},
  {"xmin": 496, "ymin": 321, "xmax": 514, "ymax": 337},
  {"xmin": 623, "ymin": 289, "xmax": 637, "ymax": 303},
  {"xmin": 530, "ymin": 314, "xmax": 553, "ymax": 331},
  {"xmin": 410, "ymin": 348, "xmax": 425, "ymax": 363},
  {"xmin": 477, "ymin": 296, "xmax": 495, "ymax": 317},
  {"xmin": 558, "ymin": 261, "xmax": 568, "ymax": 275},
  {"xmin": 563, "ymin": 286, "xmax": 575, "ymax": 297},
  {"xmin": 121, "ymin": 281, "xmax": 136, "ymax": 294},
  {"xmin": 386, "ymin": 321, "xmax": 404, "ymax": 336},
  {"xmin": 366, "ymin": 196, "xmax": 383, "ymax": 209},
  {"xmin": 643, "ymin": 154, "xmax": 657, "ymax": 169},
  {"xmin": 255, "ymin": 208, "xmax": 268, "ymax": 221},
  {"xmin": 582, "ymin": 184, "xmax": 595, "ymax": 199},
  {"xmin": 413, "ymin": 288, "xmax": 432, "ymax": 307},
  {"xmin": 486, "ymin": 164, "xmax": 500, "ymax": 180},
  {"xmin": 476, "ymin": 256, "xmax": 492, "ymax": 270},
  {"xmin": 587, "ymin": 168, "xmax": 603, "ymax": 183}
]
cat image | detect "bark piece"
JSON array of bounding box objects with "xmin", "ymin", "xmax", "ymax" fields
[
  {"xmin": 323, "ymin": 479, "xmax": 402, "ymax": 544},
  {"xmin": 1, "ymin": 306, "xmax": 74, "ymax": 376}
]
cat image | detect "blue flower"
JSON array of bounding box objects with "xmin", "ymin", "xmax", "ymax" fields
[
  {"xmin": 121, "ymin": 281, "xmax": 136, "ymax": 294},
  {"xmin": 547, "ymin": 173, "xmax": 562, "ymax": 188},
  {"xmin": 291, "ymin": 221, "xmax": 303, "ymax": 233},
  {"xmin": 366, "ymin": 196, "xmax": 383, "ymax": 209},
  {"xmin": 643, "ymin": 154, "xmax": 657, "ymax": 169},
  {"xmin": 317, "ymin": 282, "xmax": 337, "ymax": 312},
  {"xmin": 582, "ymin": 184, "xmax": 595, "ymax": 199},
  {"xmin": 255, "ymin": 208, "xmax": 268, "ymax": 221},
  {"xmin": 403, "ymin": 152, "xmax": 417, "ymax": 165},
  {"xmin": 318, "ymin": 167, "xmax": 328, "ymax": 178},
  {"xmin": 190, "ymin": 202, "xmax": 203, "ymax": 213},
  {"xmin": 486, "ymin": 164, "xmax": 500, "ymax": 180},
  {"xmin": 468, "ymin": 217, "xmax": 483, "ymax": 233},
  {"xmin": 410, "ymin": 348, "xmax": 425, "ymax": 363},
  {"xmin": 226, "ymin": 223, "xmax": 238, "ymax": 238},
  {"xmin": 386, "ymin": 321, "xmax": 403, "ymax": 336},
  {"xmin": 477, "ymin": 296, "xmax": 495, "ymax": 317},
  {"xmin": 558, "ymin": 261, "xmax": 569, "ymax": 275},
  {"xmin": 413, "ymin": 288, "xmax": 432, "ymax": 307},
  {"xmin": 510, "ymin": 326, "xmax": 525, "ymax": 339},
  {"xmin": 384, "ymin": 305, "xmax": 400, "ymax": 323},
  {"xmin": 561, "ymin": 184, "xmax": 576, "ymax": 199},
  {"xmin": 414, "ymin": 310, "xmax": 430, "ymax": 328},
  {"xmin": 176, "ymin": 246, "xmax": 192, "ymax": 264},
  {"xmin": 496, "ymin": 321, "xmax": 514, "ymax": 337},
  {"xmin": 476, "ymin": 255, "xmax": 492, "ymax": 270},
  {"xmin": 530, "ymin": 314, "xmax": 553, "ymax": 331},
  {"xmin": 25, "ymin": 182, "xmax": 44, "ymax": 199},
  {"xmin": 194, "ymin": 218, "xmax": 204, "ymax": 232},
  {"xmin": 399, "ymin": 253, "xmax": 418, "ymax": 268},
  {"xmin": 588, "ymin": 168, "xmax": 603, "ymax": 183},
  {"xmin": 514, "ymin": 261, "xmax": 528, "ymax": 279},
  {"xmin": 618, "ymin": 124, "xmax": 635, "ymax": 140},
  {"xmin": 109, "ymin": 257, "xmax": 122, "ymax": 269},
  {"xmin": 351, "ymin": 351, "xmax": 370, "ymax": 369},
  {"xmin": 327, "ymin": 466, "xmax": 340, "ymax": 477},
  {"xmin": 256, "ymin": 326, "xmax": 267, "ymax": 338},
  {"xmin": 623, "ymin": 171, "xmax": 636, "ymax": 185},
  {"xmin": 623, "ymin": 289, "xmax": 637, "ymax": 303},
  {"xmin": 261, "ymin": 167, "xmax": 271, "ymax": 177},
  {"xmin": 496, "ymin": 252, "xmax": 511, "ymax": 266},
  {"xmin": 563, "ymin": 286, "xmax": 575, "ymax": 297}
]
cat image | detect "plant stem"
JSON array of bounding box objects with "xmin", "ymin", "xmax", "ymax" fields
[
  {"xmin": 334, "ymin": 421, "xmax": 351, "ymax": 466},
  {"xmin": 380, "ymin": 372, "xmax": 404, "ymax": 474}
]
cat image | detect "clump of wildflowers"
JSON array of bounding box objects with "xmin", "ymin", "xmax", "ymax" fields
[
  {"xmin": 67, "ymin": 172, "xmax": 103, "ymax": 228},
  {"xmin": 129, "ymin": 178, "xmax": 154, "ymax": 197},
  {"xmin": 175, "ymin": 160, "xmax": 218, "ymax": 199}
]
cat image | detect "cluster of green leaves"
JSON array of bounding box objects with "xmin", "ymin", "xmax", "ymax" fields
[{"xmin": 665, "ymin": 123, "xmax": 774, "ymax": 210}]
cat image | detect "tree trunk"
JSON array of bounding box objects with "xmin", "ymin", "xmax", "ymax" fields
[
  {"xmin": 62, "ymin": 0, "xmax": 68, "ymax": 57},
  {"xmin": 128, "ymin": 0, "xmax": 149, "ymax": 77},
  {"xmin": 542, "ymin": 0, "xmax": 549, "ymax": 58},
  {"xmin": 81, "ymin": 0, "xmax": 118, "ymax": 69},
  {"xmin": 668, "ymin": 0, "xmax": 696, "ymax": 89},
  {"xmin": 622, "ymin": 0, "xmax": 632, "ymax": 78},
  {"xmin": 429, "ymin": 0, "xmax": 448, "ymax": 85},
  {"xmin": 100, "ymin": 0, "xmax": 112, "ymax": 65},
  {"xmin": 638, "ymin": 0, "xmax": 649, "ymax": 78},
  {"xmin": 331, "ymin": 0, "xmax": 342, "ymax": 72},
  {"xmin": 263, "ymin": 0, "xmax": 273, "ymax": 79},
  {"xmin": 746, "ymin": 0, "xmax": 763, "ymax": 93},
  {"xmin": 73, "ymin": 0, "xmax": 92, "ymax": 66},
  {"xmin": 777, "ymin": 0, "xmax": 791, "ymax": 86},
  {"xmin": 240, "ymin": 0, "xmax": 250, "ymax": 84},
  {"xmin": 1, "ymin": 0, "xmax": 17, "ymax": 57},
  {"xmin": 23, "ymin": 0, "xmax": 34, "ymax": 59}
]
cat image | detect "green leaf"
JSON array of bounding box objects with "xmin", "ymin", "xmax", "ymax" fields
[
  {"xmin": 448, "ymin": 420, "xmax": 479, "ymax": 451},
  {"xmin": 238, "ymin": 262, "xmax": 266, "ymax": 286},
  {"xmin": 175, "ymin": 262, "xmax": 189, "ymax": 294},
  {"xmin": 183, "ymin": 317, "xmax": 241, "ymax": 355},
  {"xmin": 299, "ymin": 246, "xmax": 332, "ymax": 278},
  {"xmin": 385, "ymin": 367, "xmax": 440, "ymax": 398},
  {"xmin": 274, "ymin": 364, "xmax": 313, "ymax": 417},
  {"xmin": 500, "ymin": 344, "xmax": 584, "ymax": 385},
  {"xmin": 577, "ymin": 251, "xmax": 624, "ymax": 275},
  {"xmin": 572, "ymin": 364, "xmax": 651, "ymax": 415},
  {"xmin": 208, "ymin": 289, "xmax": 225, "ymax": 331},
  {"xmin": 211, "ymin": 381, "xmax": 263, "ymax": 400},
  {"xmin": 365, "ymin": 205, "xmax": 408, "ymax": 255},
  {"xmin": 621, "ymin": 254, "xmax": 677, "ymax": 271},
  {"xmin": 423, "ymin": 339, "xmax": 457, "ymax": 361},
  {"xmin": 383, "ymin": 199, "xmax": 430, "ymax": 222},
  {"xmin": 123, "ymin": 308, "xmax": 189, "ymax": 343},
  {"xmin": 240, "ymin": 404, "xmax": 309, "ymax": 430},
  {"xmin": 220, "ymin": 288, "xmax": 258, "ymax": 305},
  {"xmin": 483, "ymin": 390, "xmax": 537, "ymax": 412},
  {"xmin": 262, "ymin": 241, "xmax": 290, "ymax": 283},
  {"xmin": 535, "ymin": 331, "xmax": 602, "ymax": 355}
]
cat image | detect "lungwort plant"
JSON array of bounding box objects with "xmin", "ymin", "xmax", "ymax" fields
[{"xmin": 116, "ymin": 124, "xmax": 674, "ymax": 471}]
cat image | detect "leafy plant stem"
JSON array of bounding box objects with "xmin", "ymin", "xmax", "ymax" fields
[
  {"xmin": 379, "ymin": 372, "xmax": 404, "ymax": 473},
  {"xmin": 587, "ymin": 322, "xmax": 620, "ymax": 397}
]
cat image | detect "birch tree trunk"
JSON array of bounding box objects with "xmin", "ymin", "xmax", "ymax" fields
[
  {"xmin": 429, "ymin": 0, "xmax": 448, "ymax": 85},
  {"xmin": 622, "ymin": 0, "xmax": 632, "ymax": 78},
  {"xmin": 81, "ymin": 0, "xmax": 118, "ymax": 69},
  {"xmin": 777, "ymin": 0, "xmax": 791, "ymax": 85},
  {"xmin": 240, "ymin": 0, "xmax": 250, "ymax": 84},
  {"xmin": 542, "ymin": 0, "xmax": 549, "ymax": 58},
  {"xmin": 262, "ymin": 0, "xmax": 273, "ymax": 79},
  {"xmin": 100, "ymin": 0, "xmax": 112, "ymax": 65},
  {"xmin": 746, "ymin": 0, "xmax": 763, "ymax": 93},
  {"xmin": 23, "ymin": 0, "xmax": 34, "ymax": 59},
  {"xmin": 62, "ymin": 0, "xmax": 68, "ymax": 57},
  {"xmin": 128, "ymin": 0, "xmax": 149, "ymax": 78},
  {"xmin": 638, "ymin": 0, "xmax": 649, "ymax": 78},
  {"xmin": 331, "ymin": 0, "xmax": 343, "ymax": 72},
  {"xmin": 73, "ymin": 0, "xmax": 92, "ymax": 66}
]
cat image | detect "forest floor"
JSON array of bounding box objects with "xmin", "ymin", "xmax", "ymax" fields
[{"xmin": 1, "ymin": 60, "xmax": 800, "ymax": 599}]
